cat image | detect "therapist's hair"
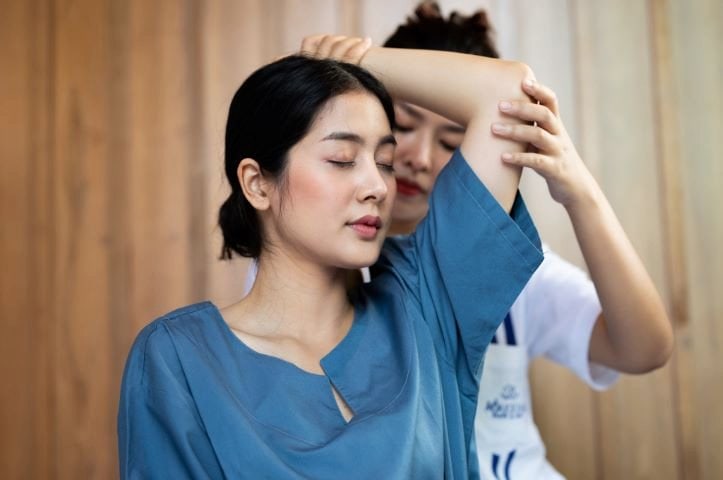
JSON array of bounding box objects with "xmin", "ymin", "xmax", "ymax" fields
[
  {"xmin": 384, "ymin": 1, "xmax": 499, "ymax": 59},
  {"xmin": 219, "ymin": 55, "xmax": 396, "ymax": 260}
]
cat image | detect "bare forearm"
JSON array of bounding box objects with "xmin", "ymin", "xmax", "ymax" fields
[{"xmin": 568, "ymin": 180, "xmax": 673, "ymax": 373}]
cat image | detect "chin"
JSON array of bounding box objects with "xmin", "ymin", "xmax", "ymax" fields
[
  {"xmin": 336, "ymin": 245, "xmax": 383, "ymax": 270},
  {"xmin": 392, "ymin": 204, "xmax": 427, "ymax": 227}
]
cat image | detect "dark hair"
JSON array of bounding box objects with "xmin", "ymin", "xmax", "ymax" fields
[
  {"xmin": 218, "ymin": 55, "xmax": 396, "ymax": 259},
  {"xmin": 383, "ymin": 1, "xmax": 499, "ymax": 58}
]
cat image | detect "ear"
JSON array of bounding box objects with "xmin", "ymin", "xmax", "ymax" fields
[{"xmin": 238, "ymin": 158, "xmax": 272, "ymax": 211}]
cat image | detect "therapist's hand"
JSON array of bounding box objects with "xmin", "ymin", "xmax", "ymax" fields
[{"xmin": 492, "ymin": 80, "xmax": 598, "ymax": 209}]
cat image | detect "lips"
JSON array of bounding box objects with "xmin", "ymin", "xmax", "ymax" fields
[
  {"xmin": 348, "ymin": 215, "xmax": 383, "ymax": 239},
  {"xmin": 396, "ymin": 178, "xmax": 424, "ymax": 196}
]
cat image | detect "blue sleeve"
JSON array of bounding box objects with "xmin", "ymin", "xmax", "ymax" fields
[
  {"xmin": 117, "ymin": 322, "xmax": 225, "ymax": 480},
  {"xmin": 382, "ymin": 149, "xmax": 543, "ymax": 383}
]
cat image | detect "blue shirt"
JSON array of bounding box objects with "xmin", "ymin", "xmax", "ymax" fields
[{"xmin": 118, "ymin": 150, "xmax": 543, "ymax": 479}]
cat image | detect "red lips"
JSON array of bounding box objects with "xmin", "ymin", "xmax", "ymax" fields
[{"xmin": 396, "ymin": 178, "xmax": 423, "ymax": 196}]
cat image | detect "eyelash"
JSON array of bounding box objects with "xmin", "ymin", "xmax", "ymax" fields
[
  {"xmin": 328, "ymin": 160, "xmax": 355, "ymax": 168},
  {"xmin": 328, "ymin": 160, "xmax": 395, "ymax": 173},
  {"xmin": 440, "ymin": 141, "xmax": 458, "ymax": 152}
]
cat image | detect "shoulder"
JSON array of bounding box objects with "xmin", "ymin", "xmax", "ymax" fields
[{"xmin": 124, "ymin": 302, "xmax": 219, "ymax": 386}]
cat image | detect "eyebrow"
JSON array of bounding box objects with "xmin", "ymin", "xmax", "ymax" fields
[
  {"xmin": 321, "ymin": 131, "xmax": 397, "ymax": 147},
  {"xmin": 398, "ymin": 103, "xmax": 465, "ymax": 134}
]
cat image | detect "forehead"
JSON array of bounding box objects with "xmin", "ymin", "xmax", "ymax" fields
[
  {"xmin": 304, "ymin": 92, "xmax": 392, "ymax": 142},
  {"xmin": 395, "ymin": 102, "xmax": 463, "ymax": 130}
]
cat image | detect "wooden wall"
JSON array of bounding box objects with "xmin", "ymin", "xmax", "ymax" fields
[{"xmin": 1, "ymin": 0, "xmax": 720, "ymax": 478}]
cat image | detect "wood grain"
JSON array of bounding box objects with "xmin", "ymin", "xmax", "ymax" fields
[
  {"xmin": 0, "ymin": 0, "xmax": 54, "ymax": 478},
  {"xmin": 572, "ymin": 1, "xmax": 680, "ymax": 478},
  {"xmin": 667, "ymin": 0, "xmax": 723, "ymax": 478}
]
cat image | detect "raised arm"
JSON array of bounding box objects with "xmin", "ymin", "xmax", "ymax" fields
[
  {"xmin": 495, "ymin": 80, "xmax": 674, "ymax": 373},
  {"xmin": 301, "ymin": 35, "xmax": 534, "ymax": 212}
]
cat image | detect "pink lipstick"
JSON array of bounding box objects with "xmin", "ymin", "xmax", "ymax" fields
[{"xmin": 349, "ymin": 215, "xmax": 383, "ymax": 240}]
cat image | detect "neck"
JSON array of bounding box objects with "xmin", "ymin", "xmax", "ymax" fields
[{"xmin": 239, "ymin": 248, "xmax": 353, "ymax": 341}]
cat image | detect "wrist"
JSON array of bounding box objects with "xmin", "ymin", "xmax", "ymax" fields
[{"xmin": 564, "ymin": 173, "xmax": 605, "ymax": 219}]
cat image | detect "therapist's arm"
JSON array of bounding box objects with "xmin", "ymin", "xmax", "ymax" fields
[{"xmin": 493, "ymin": 79, "xmax": 673, "ymax": 373}]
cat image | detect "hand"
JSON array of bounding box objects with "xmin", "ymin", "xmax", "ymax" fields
[
  {"xmin": 300, "ymin": 34, "xmax": 373, "ymax": 65},
  {"xmin": 491, "ymin": 79, "xmax": 597, "ymax": 208}
]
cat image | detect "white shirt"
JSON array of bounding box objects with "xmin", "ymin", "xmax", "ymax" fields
[{"xmin": 474, "ymin": 246, "xmax": 619, "ymax": 479}]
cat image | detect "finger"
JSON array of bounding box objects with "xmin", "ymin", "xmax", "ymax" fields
[
  {"xmin": 492, "ymin": 123, "xmax": 559, "ymax": 152},
  {"xmin": 329, "ymin": 36, "xmax": 365, "ymax": 62},
  {"xmin": 499, "ymin": 101, "xmax": 561, "ymax": 135},
  {"xmin": 316, "ymin": 35, "xmax": 347, "ymax": 58},
  {"xmin": 342, "ymin": 37, "xmax": 372, "ymax": 64},
  {"xmin": 300, "ymin": 34, "xmax": 326, "ymax": 56},
  {"xmin": 522, "ymin": 80, "xmax": 560, "ymax": 117},
  {"xmin": 501, "ymin": 152, "xmax": 555, "ymax": 176}
]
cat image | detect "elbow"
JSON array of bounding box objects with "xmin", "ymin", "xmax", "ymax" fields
[
  {"xmin": 630, "ymin": 317, "xmax": 675, "ymax": 374},
  {"xmin": 506, "ymin": 62, "xmax": 536, "ymax": 100},
  {"xmin": 505, "ymin": 62, "xmax": 536, "ymax": 100},
  {"xmin": 646, "ymin": 324, "xmax": 675, "ymax": 372},
  {"xmin": 467, "ymin": 60, "xmax": 535, "ymax": 115}
]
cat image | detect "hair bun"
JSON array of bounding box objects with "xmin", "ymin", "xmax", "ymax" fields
[{"xmin": 415, "ymin": 1, "xmax": 442, "ymax": 20}]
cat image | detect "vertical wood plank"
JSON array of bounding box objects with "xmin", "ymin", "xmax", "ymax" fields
[
  {"xmin": 0, "ymin": 0, "xmax": 54, "ymax": 478},
  {"xmin": 125, "ymin": 0, "xmax": 202, "ymax": 332},
  {"xmin": 648, "ymin": 1, "xmax": 690, "ymax": 479},
  {"xmin": 53, "ymin": 0, "xmax": 118, "ymax": 476},
  {"xmin": 572, "ymin": 1, "xmax": 680, "ymax": 478},
  {"xmin": 667, "ymin": 0, "xmax": 723, "ymax": 478},
  {"xmin": 275, "ymin": 0, "xmax": 341, "ymax": 53}
]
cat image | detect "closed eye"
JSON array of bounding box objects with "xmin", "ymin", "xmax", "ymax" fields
[
  {"xmin": 377, "ymin": 162, "xmax": 394, "ymax": 173},
  {"xmin": 440, "ymin": 140, "xmax": 459, "ymax": 152},
  {"xmin": 328, "ymin": 160, "xmax": 355, "ymax": 168},
  {"xmin": 394, "ymin": 124, "xmax": 414, "ymax": 133}
]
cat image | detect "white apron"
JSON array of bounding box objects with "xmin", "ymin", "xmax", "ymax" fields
[{"xmin": 475, "ymin": 342, "xmax": 565, "ymax": 480}]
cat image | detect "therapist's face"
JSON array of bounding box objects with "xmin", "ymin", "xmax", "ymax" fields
[{"xmin": 390, "ymin": 102, "xmax": 465, "ymax": 234}]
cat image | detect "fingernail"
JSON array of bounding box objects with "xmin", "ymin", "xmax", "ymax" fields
[
  {"xmin": 501, "ymin": 153, "xmax": 513, "ymax": 160},
  {"xmin": 492, "ymin": 123, "xmax": 510, "ymax": 134},
  {"xmin": 499, "ymin": 101, "xmax": 512, "ymax": 111},
  {"xmin": 524, "ymin": 78, "xmax": 535, "ymax": 88}
]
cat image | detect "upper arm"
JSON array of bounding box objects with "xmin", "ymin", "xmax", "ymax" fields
[
  {"xmin": 118, "ymin": 324, "xmax": 224, "ymax": 479},
  {"xmin": 460, "ymin": 62, "xmax": 535, "ymax": 212}
]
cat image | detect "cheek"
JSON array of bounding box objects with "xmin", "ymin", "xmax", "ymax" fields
[
  {"xmin": 394, "ymin": 133, "xmax": 418, "ymax": 155},
  {"xmin": 286, "ymin": 167, "xmax": 349, "ymax": 208},
  {"xmin": 431, "ymin": 151, "xmax": 453, "ymax": 179},
  {"xmin": 385, "ymin": 174, "xmax": 397, "ymax": 199}
]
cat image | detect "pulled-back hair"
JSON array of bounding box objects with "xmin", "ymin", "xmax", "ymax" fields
[
  {"xmin": 218, "ymin": 55, "xmax": 396, "ymax": 259},
  {"xmin": 383, "ymin": 1, "xmax": 499, "ymax": 58}
]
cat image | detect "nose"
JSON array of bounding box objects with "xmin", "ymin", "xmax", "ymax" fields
[
  {"xmin": 399, "ymin": 133, "xmax": 432, "ymax": 172},
  {"xmin": 358, "ymin": 159, "xmax": 389, "ymax": 204}
]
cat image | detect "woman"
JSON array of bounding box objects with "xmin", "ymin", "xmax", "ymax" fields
[
  {"xmin": 383, "ymin": 3, "xmax": 672, "ymax": 479},
  {"xmin": 118, "ymin": 38, "xmax": 542, "ymax": 478}
]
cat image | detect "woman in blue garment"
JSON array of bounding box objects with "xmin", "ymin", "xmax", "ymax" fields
[{"xmin": 118, "ymin": 37, "xmax": 543, "ymax": 478}]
